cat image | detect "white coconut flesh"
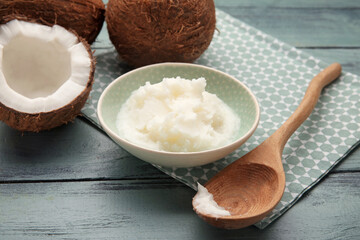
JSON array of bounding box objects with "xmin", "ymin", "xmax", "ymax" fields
[{"xmin": 0, "ymin": 20, "xmax": 91, "ymax": 113}]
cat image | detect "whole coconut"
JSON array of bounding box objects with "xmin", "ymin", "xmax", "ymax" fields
[
  {"xmin": 106, "ymin": 0, "xmax": 216, "ymax": 67},
  {"xmin": 0, "ymin": 0, "xmax": 105, "ymax": 44}
]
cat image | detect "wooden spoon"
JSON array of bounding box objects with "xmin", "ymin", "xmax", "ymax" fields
[{"xmin": 192, "ymin": 63, "xmax": 342, "ymax": 229}]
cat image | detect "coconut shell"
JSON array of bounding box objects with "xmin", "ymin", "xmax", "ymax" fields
[
  {"xmin": 0, "ymin": 20, "xmax": 96, "ymax": 132},
  {"xmin": 0, "ymin": 0, "xmax": 105, "ymax": 44},
  {"xmin": 106, "ymin": 0, "xmax": 216, "ymax": 67}
]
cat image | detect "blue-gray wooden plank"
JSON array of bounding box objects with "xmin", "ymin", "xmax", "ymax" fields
[
  {"xmin": 0, "ymin": 0, "xmax": 359, "ymax": 239},
  {"xmin": 94, "ymin": 0, "xmax": 360, "ymax": 48},
  {"xmin": 218, "ymin": 0, "xmax": 360, "ymax": 48},
  {"xmin": 1, "ymin": 173, "xmax": 359, "ymax": 239},
  {"xmin": 0, "ymin": 119, "xmax": 164, "ymax": 182}
]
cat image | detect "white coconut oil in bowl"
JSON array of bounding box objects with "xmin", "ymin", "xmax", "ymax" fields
[{"xmin": 97, "ymin": 62, "xmax": 260, "ymax": 168}]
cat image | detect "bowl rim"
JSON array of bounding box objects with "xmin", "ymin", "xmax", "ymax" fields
[{"xmin": 97, "ymin": 62, "xmax": 260, "ymax": 157}]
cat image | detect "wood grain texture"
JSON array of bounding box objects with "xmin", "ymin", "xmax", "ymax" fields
[
  {"xmin": 0, "ymin": 0, "xmax": 359, "ymax": 239},
  {"xmin": 1, "ymin": 173, "xmax": 360, "ymax": 239},
  {"xmin": 214, "ymin": 0, "xmax": 360, "ymax": 8},
  {"xmin": 304, "ymin": 49, "xmax": 360, "ymax": 73},
  {"xmin": 94, "ymin": 0, "xmax": 360, "ymax": 48},
  {"xmin": 195, "ymin": 64, "xmax": 342, "ymax": 229},
  {"xmin": 0, "ymin": 119, "xmax": 164, "ymax": 182},
  {"xmin": 213, "ymin": 0, "xmax": 360, "ymax": 47}
]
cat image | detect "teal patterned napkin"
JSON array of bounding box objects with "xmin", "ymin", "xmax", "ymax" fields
[{"xmin": 83, "ymin": 9, "xmax": 360, "ymax": 229}]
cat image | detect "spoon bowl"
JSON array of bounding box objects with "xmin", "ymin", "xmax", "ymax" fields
[
  {"xmin": 204, "ymin": 163, "xmax": 283, "ymax": 228},
  {"xmin": 193, "ymin": 63, "xmax": 342, "ymax": 229}
]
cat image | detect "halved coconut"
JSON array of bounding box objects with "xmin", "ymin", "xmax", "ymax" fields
[{"xmin": 0, "ymin": 20, "xmax": 95, "ymax": 132}]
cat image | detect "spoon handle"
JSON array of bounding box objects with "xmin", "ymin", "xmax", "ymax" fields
[{"xmin": 270, "ymin": 63, "xmax": 342, "ymax": 152}]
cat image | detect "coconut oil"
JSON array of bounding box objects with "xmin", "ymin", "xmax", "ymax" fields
[
  {"xmin": 193, "ymin": 183, "xmax": 231, "ymax": 218},
  {"xmin": 116, "ymin": 76, "xmax": 240, "ymax": 152}
]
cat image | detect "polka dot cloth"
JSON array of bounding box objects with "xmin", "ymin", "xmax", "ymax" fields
[{"xmin": 82, "ymin": 9, "xmax": 360, "ymax": 229}]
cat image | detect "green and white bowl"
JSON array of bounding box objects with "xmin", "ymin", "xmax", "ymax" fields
[{"xmin": 97, "ymin": 63, "xmax": 260, "ymax": 168}]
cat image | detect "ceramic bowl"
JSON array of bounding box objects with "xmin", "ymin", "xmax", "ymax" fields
[{"xmin": 97, "ymin": 63, "xmax": 260, "ymax": 168}]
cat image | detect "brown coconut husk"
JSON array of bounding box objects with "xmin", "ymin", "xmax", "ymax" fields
[
  {"xmin": 106, "ymin": 0, "xmax": 216, "ymax": 67},
  {"xmin": 0, "ymin": 19, "xmax": 96, "ymax": 132},
  {"xmin": 0, "ymin": 0, "xmax": 105, "ymax": 44}
]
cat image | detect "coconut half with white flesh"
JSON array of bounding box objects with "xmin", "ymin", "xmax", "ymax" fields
[{"xmin": 0, "ymin": 20, "xmax": 95, "ymax": 132}]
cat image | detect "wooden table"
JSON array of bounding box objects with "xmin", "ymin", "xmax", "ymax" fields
[{"xmin": 1, "ymin": 1, "xmax": 359, "ymax": 239}]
